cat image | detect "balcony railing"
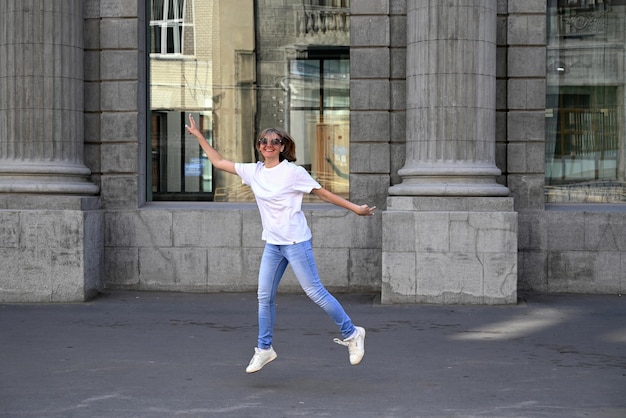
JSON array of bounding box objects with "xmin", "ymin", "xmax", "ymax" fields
[{"xmin": 295, "ymin": 7, "xmax": 350, "ymax": 45}]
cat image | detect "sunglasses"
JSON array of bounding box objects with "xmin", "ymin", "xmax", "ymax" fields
[{"xmin": 258, "ymin": 137, "xmax": 282, "ymax": 146}]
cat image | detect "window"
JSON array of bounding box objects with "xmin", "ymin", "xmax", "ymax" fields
[
  {"xmin": 148, "ymin": 0, "xmax": 350, "ymax": 201},
  {"xmin": 150, "ymin": 0, "xmax": 194, "ymax": 55},
  {"xmin": 546, "ymin": 0, "xmax": 626, "ymax": 202},
  {"xmin": 288, "ymin": 49, "xmax": 350, "ymax": 195}
]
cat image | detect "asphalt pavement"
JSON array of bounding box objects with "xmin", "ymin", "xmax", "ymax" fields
[{"xmin": 1, "ymin": 290, "xmax": 625, "ymax": 418}]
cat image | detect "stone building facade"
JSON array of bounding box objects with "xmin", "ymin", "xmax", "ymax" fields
[{"xmin": 0, "ymin": 0, "xmax": 624, "ymax": 303}]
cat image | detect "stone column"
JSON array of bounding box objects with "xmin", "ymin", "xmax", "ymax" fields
[
  {"xmin": 382, "ymin": 0, "xmax": 517, "ymax": 304},
  {"xmin": 390, "ymin": 0, "xmax": 508, "ymax": 197},
  {"xmin": 0, "ymin": 0, "xmax": 98, "ymax": 194},
  {"xmin": 0, "ymin": 1, "xmax": 102, "ymax": 303}
]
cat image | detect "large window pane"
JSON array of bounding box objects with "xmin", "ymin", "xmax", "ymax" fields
[
  {"xmin": 148, "ymin": 0, "xmax": 350, "ymax": 201},
  {"xmin": 546, "ymin": 0, "xmax": 626, "ymax": 202},
  {"xmin": 288, "ymin": 54, "xmax": 350, "ymax": 196}
]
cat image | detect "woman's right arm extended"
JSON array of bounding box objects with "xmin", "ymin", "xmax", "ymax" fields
[{"xmin": 185, "ymin": 114, "xmax": 237, "ymax": 175}]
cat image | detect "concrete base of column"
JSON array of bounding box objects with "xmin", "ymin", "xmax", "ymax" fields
[
  {"xmin": 0, "ymin": 161, "xmax": 100, "ymax": 195},
  {"xmin": 381, "ymin": 197, "xmax": 518, "ymax": 305},
  {"xmin": 0, "ymin": 196, "xmax": 103, "ymax": 303},
  {"xmin": 389, "ymin": 163, "xmax": 511, "ymax": 197}
]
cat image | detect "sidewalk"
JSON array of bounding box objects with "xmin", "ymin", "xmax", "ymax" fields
[{"xmin": 1, "ymin": 290, "xmax": 625, "ymax": 418}]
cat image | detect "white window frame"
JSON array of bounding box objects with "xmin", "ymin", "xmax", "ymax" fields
[{"xmin": 150, "ymin": 0, "xmax": 192, "ymax": 56}]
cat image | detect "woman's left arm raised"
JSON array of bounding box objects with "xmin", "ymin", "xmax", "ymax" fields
[{"xmin": 311, "ymin": 187, "xmax": 376, "ymax": 216}]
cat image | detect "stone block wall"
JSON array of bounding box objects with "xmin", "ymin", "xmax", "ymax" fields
[
  {"xmin": 504, "ymin": 0, "xmax": 546, "ymax": 212},
  {"xmin": 85, "ymin": 0, "xmax": 146, "ymax": 210},
  {"xmin": 382, "ymin": 197, "xmax": 518, "ymax": 305},
  {"xmin": 104, "ymin": 205, "xmax": 379, "ymax": 293},
  {"xmin": 0, "ymin": 197, "xmax": 103, "ymax": 303},
  {"xmin": 350, "ymin": 0, "xmax": 396, "ymax": 208},
  {"xmin": 519, "ymin": 207, "xmax": 626, "ymax": 294},
  {"xmin": 346, "ymin": 0, "xmax": 406, "ymax": 289}
]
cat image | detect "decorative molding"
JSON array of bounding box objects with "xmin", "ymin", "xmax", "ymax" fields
[
  {"xmin": 560, "ymin": 11, "xmax": 608, "ymax": 36},
  {"xmin": 295, "ymin": 8, "xmax": 350, "ymax": 45}
]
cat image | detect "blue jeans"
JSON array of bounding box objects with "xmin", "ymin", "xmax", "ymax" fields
[{"xmin": 256, "ymin": 239, "xmax": 356, "ymax": 349}]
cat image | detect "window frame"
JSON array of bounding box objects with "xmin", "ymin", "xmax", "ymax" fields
[{"xmin": 149, "ymin": 0, "xmax": 193, "ymax": 56}]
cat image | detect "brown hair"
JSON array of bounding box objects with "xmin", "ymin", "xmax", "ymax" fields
[{"xmin": 256, "ymin": 127, "xmax": 297, "ymax": 163}]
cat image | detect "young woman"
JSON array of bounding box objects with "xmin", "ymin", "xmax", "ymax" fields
[{"xmin": 185, "ymin": 114, "xmax": 375, "ymax": 373}]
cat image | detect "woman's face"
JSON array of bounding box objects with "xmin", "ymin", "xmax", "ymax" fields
[{"xmin": 258, "ymin": 132, "xmax": 284, "ymax": 160}]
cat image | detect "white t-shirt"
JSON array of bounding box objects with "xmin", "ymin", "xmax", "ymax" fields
[{"xmin": 235, "ymin": 160, "xmax": 322, "ymax": 245}]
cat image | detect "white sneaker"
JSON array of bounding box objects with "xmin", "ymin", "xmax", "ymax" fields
[
  {"xmin": 333, "ymin": 326, "xmax": 365, "ymax": 365},
  {"xmin": 245, "ymin": 346, "xmax": 277, "ymax": 373}
]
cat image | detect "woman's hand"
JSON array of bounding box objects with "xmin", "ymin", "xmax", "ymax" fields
[
  {"xmin": 355, "ymin": 204, "xmax": 376, "ymax": 217},
  {"xmin": 184, "ymin": 114, "xmax": 237, "ymax": 175},
  {"xmin": 185, "ymin": 114, "xmax": 201, "ymax": 137}
]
